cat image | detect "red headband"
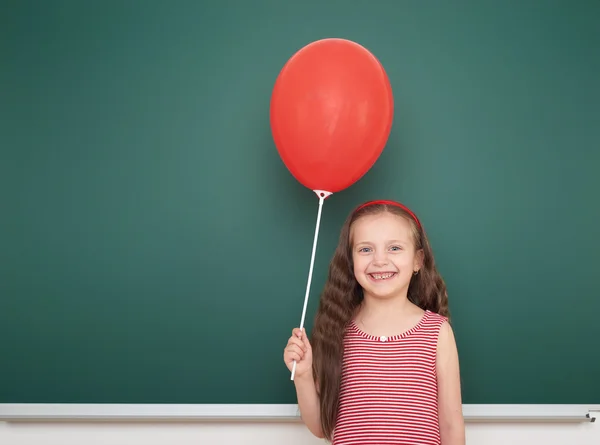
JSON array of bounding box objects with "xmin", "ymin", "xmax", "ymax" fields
[{"xmin": 355, "ymin": 199, "xmax": 422, "ymax": 230}]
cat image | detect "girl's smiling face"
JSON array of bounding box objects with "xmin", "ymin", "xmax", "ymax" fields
[{"xmin": 350, "ymin": 212, "xmax": 423, "ymax": 300}]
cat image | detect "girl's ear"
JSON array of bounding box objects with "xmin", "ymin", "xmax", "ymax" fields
[{"xmin": 414, "ymin": 249, "xmax": 425, "ymax": 273}]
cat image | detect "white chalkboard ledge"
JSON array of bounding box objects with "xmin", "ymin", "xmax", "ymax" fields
[{"xmin": 0, "ymin": 404, "xmax": 598, "ymax": 423}]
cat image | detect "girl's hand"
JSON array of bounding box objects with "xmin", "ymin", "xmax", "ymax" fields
[{"xmin": 283, "ymin": 328, "xmax": 313, "ymax": 378}]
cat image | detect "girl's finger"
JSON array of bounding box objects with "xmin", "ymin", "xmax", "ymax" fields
[
  {"xmin": 299, "ymin": 329, "xmax": 312, "ymax": 350},
  {"xmin": 286, "ymin": 351, "xmax": 302, "ymax": 363},
  {"xmin": 286, "ymin": 344, "xmax": 304, "ymax": 358},
  {"xmin": 287, "ymin": 336, "xmax": 307, "ymax": 351}
]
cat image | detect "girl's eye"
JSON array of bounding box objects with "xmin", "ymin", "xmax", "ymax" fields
[
  {"xmin": 390, "ymin": 246, "xmax": 402, "ymax": 251},
  {"xmin": 359, "ymin": 247, "xmax": 371, "ymax": 253}
]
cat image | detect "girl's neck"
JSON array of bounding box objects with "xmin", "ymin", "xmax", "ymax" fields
[
  {"xmin": 355, "ymin": 292, "xmax": 424, "ymax": 337},
  {"xmin": 359, "ymin": 292, "xmax": 411, "ymax": 318}
]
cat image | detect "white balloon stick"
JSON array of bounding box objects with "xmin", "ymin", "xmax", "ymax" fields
[{"xmin": 291, "ymin": 189, "xmax": 332, "ymax": 381}]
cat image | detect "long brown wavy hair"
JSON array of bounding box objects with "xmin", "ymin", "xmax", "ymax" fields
[{"xmin": 310, "ymin": 201, "xmax": 449, "ymax": 441}]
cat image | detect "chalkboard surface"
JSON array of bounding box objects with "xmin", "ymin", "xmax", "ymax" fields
[{"xmin": 1, "ymin": 0, "xmax": 598, "ymax": 405}]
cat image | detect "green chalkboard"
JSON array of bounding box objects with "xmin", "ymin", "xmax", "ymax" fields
[{"xmin": 1, "ymin": 1, "xmax": 598, "ymax": 406}]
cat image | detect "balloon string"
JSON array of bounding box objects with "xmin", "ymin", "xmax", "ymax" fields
[{"xmin": 291, "ymin": 190, "xmax": 331, "ymax": 381}]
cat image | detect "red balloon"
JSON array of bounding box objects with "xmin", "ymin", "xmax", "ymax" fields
[{"xmin": 270, "ymin": 38, "xmax": 394, "ymax": 194}]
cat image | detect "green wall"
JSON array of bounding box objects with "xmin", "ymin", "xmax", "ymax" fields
[{"xmin": 1, "ymin": 0, "xmax": 598, "ymax": 405}]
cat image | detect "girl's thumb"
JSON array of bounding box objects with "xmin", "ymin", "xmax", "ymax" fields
[{"xmin": 301, "ymin": 328, "xmax": 312, "ymax": 349}]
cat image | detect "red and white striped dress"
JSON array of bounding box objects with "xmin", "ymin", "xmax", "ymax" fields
[{"xmin": 333, "ymin": 310, "xmax": 447, "ymax": 445}]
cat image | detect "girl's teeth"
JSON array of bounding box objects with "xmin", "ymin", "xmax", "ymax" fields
[{"xmin": 372, "ymin": 273, "xmax": 394, "ymax": 280}]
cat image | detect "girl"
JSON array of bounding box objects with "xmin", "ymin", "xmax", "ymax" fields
[{"xmin": 283, "ymin": 200, "xmax": 465, "ymax": 445}]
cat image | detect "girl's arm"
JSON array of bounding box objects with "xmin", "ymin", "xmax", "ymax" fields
[
  {"xmin": 437, "ymin": 321, "xmax": 466, "ymax": 445},
  {"xmin": 294, "ymin": 373, "xmax": 325, "ymax": 439}
]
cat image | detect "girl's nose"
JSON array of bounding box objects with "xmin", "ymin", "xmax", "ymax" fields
[{"xmin": 372, "ymin": 251, "xmax": 389, "ymax": 266}]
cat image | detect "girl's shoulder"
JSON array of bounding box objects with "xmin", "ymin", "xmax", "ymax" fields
[
  {"xmin": 423, "ymin": 309, "xmax": 449, "ymax": 325},
  {"xmin": 419, "ymin": 309, "xmax": 450, "ymax": 336}
]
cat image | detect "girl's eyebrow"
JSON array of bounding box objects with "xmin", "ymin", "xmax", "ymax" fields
[{"xmin": 354, "ymin": 239, "xmax": 408, "ymax": 245}]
